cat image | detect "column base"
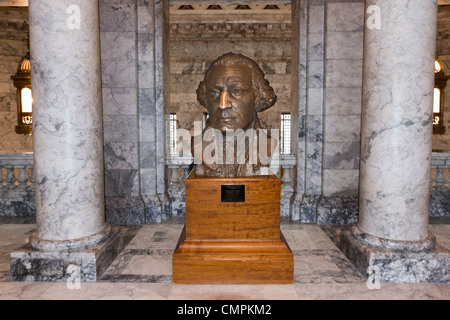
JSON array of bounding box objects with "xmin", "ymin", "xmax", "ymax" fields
[
  {"xmin": 10, "ymin": 226, "xmax": 123, "ymax": 282},
  {"xmin": 290, "ymin": 192, "xmax": 303, "ymax": 221},
  {"xmin": 300, "ymin": 194, "xmax": 320, "ymax": 223},
  {"xmin": 167, "ymin": 186, "xmax": 185, "ymax": 217},
  {"xmin": 352, "ymin": 226, "xmax": 436, "ymax": 252},
  {"xmin": 317, "ymin": 196, "xmax": 359, "ymax": 225},
  {"xmin": 143, "ymin": 193, "xmax": 171, "ymax": 223},
  {"xmin": 339, "ymin": 227, "xmax": 450, "ymax": 283},
  {"xmin": 30, "ymin": 223, "xmax": 112, "ymax": 252},
  {"xmin": 106, "ymin": 196, "xmax": 146, "ymax": 225},
  {"xmin": 280, "ymin": 185, "xmax": 294, "ymax": 218}
]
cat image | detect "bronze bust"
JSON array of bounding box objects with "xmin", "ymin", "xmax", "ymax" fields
[{"xmin": 193, "ymin": 52, "xmax": 278, "ymax": 177}]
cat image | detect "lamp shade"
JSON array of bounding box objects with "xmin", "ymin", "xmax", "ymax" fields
[{"xmin": 11, "ymin": 52, "xmax": 32, "ymax": 135}]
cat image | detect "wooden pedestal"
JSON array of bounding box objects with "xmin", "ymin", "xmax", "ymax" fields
[{"xmin": 172, "ymin": 171, "xmax": 294, "ymax": 284}]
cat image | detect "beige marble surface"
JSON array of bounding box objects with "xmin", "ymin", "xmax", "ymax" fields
[{"xmin": 0, "ymin": 218, "xmax": 449, "ymax": 300}]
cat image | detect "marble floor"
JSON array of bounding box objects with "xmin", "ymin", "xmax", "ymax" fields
[{"xmin": 0, "ymin": 216, "xmax": 449, "ymax": 300}]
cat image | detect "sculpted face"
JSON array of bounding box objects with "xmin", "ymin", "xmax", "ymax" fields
[{"xmin": 205, "ymin": 65, "xmax": 257, "ymax": 132}]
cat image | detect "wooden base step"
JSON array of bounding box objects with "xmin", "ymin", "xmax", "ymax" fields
[{"xmin": 172, "ymin": 226, "xmax": 294, "ymax": 284}]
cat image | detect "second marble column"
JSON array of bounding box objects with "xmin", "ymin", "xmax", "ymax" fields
[{"xmin": 356, "ymin": 0, "xmax": 437, "ymax": 251}]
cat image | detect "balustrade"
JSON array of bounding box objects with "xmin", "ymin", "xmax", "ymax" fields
[
  {"xmin": 1, "ymin": 152, "xmax": 448, "ymax": 217},
  {"xmin": 431, "ymin": 153, "xmax": 450, "ymax": 187},
  {"xmin": 0, "ymin": 153, "xmax": 35, "ymax": 216},
  {"xmin": 0, "ymin": 153, "xmax": 34, "ymax": 188}
]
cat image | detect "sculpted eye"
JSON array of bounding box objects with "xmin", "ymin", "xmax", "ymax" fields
[
  {"xmin": 208, "ymin": 89, "xmax": 220, "ymax": 98},
  {"xmin": 231, "ymin": 87, "xmax": 246, "ymax": 97}
]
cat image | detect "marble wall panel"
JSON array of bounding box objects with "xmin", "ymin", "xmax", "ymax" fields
[
  {"xmin": 323, "ymin": 169, "xmax": 359, "ymax": 196},
  {"xmin": 321, "ymin": 0, "xmax": 364, "ymax": 199},
  {"xmin": 140, "ymin": 168, "xmax": 156, "ymax": 196},
  {"xmin": 99, "ymin": 2, "xmax": 136, "ymax": 32},
  {"xmin": 307, "ymin": 60, "xmax": 325, "ymax": 88},
  {"xmin": 102, "ymin": 87, "xmax": 138, "ymax": 116},
  {"xmin": 104, "ymin": 142, "xmax": 139, "ymax": 170},
  {"xmin": 308, "ymin": 5, "xmax": 325, "ymax": 34},
  {"xmin": 139, "ymin": 114, "xmax": 156, "ymax": 143},
  {"xmin": 325, "ymin": 59, "xmax": 363, "ymax": 88},
  {"xmin": 323, "ymin": 142, "xmax": 360, "ymax": 169},
  {"xmin": 291, "ymin": 0, "xmax": 307, "ymax": 208},
  {"xmin": 103, "ymin": 115, "xmax": 139, "ymax": 144},
  {"xmin": 326, "ymin": 2, "xmax": 364, "ymax": 32},
  {"xmin": 325, "ymin": 87, "xmax": 362, "ymax": 115},
  {"xmin": 100, "ymin": 32, "xmax": 136, "ymax": 61},
  {"xmin": 137, "ymin": 0, "xmax": 155, "ymax": 34},
  {"xmin": 138, "ymin": 33, "xmax": 155, "ymax": 62},
  {"xmin": 326, "ymin": 31, "xmax": 363, "ymax": 60},
  {"xmin": 101, "ymin": 59, "xmax": 137, "ymax": 88},
  {"xmin": 139, "ymin": 141, "xmax": 156, "ymax": 168},
  {"xmin": 308, "ymin": 33, "xmax": 325, "ymax": 61},
  {"xmin": 306, "ymin": 141, "xmax": 323, "ymax": 195},
  {"xmin": 292, "ymin": 1, "xmax": 326, "ymax": 222},
  {"xmin": 307, "ymin": 88, "xmax": 324, "ymax": 115},
  {"xmin": 100, "ymin": 0, "xmax": 145, "ymax": 224},
  {"xmin": 105, "ymin": 169, "xmax": 140, "ymax": 198},
  {"xmin": 324, "ymin": 114, "xmax": 360, "ymax": 143},
  {"xmin": 137, "ymin": 0, "xmax": 170, "ymax": 222},
  {"xmin": 139, "ymin": 88, "xmax": 156, "ymax": 116}
]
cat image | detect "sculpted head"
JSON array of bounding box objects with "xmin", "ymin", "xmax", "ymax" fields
[{"xmin": 196, "ymin": 52, "xmax": 277, "ymax": 132}]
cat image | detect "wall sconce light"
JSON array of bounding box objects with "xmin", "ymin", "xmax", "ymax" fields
[
  {"xmin": 433, "ymin": 58, "xmax": 449, "ymax": 135},
  {"xmin": 11, "ymin": 24, "xmax": 32, "ymax": 136}
]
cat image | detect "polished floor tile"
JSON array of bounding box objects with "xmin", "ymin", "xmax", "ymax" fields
[{"xmin": 0, "ymin": 216, "xmax": 449, "ymax": 300}]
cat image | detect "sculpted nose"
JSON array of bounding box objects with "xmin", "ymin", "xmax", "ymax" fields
[{"xmin": 219, "ymin": 90, "xmax": 232, "ymax": 109}]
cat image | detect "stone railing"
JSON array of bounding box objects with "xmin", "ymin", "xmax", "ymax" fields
[
  {"xmin": 0, "ymin": 153, "xmax": 35, "ymax": 216},
  {"xmin": 166, "ymin": 154, "xmax": 193, "ymax": 217},
  {"xmin": 165, "ymin": 153, "xmax": 297, "ymax": 217},
  {"xmin": 1, "ymin": 152, "xmax": 447, "ymax": 217},
  {"xmin": 431, "ymin": 153, "xmax": 450, "ymax": 187},
  {"xmin": 430, "ymin": 153, "xmax": 450, "ymax": 217}
]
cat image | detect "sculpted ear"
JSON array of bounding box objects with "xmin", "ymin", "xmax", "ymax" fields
[
  {"xmin": 256, "ymin": 84, "xmax": 277, "ymax": 112},
  {"xmin": 196, "ymin": 80, "xmax": 207, "ymax": 109}
]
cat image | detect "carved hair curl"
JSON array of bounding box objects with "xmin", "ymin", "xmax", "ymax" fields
[{"xmin": 196, "ymin": 52, "xmax": 277, "ymax": 112}]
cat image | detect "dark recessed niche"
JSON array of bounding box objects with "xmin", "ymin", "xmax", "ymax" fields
[
  {"xmin": 178, "ymin": 5, "xmax": 194, "ymax": 10},
  {"xmin": 221, "ymin": 185, "xmax": 245, "ymax": 203},
  {"xmin": 264, "ymin": 5, "xmax": 280, "ymax": 10},
  {"xmin": 207, "ymin": 5, "xmax": 223, "ymax": 10},
  {"xmin": 235, "ymin": 5, "xmax": 251, "ymax": 10}
]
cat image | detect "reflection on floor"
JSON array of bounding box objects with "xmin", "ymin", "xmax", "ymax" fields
[{"xmin": 0, "ymin": 216, "xmax": 449, "ymax": 300}]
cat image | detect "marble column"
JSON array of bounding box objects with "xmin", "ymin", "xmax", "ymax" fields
[
  {"xmin": 356, "ymin": 0, "xmax": 437, "ymax": 252},
  {"xmin": 10, "ymin": 0, "xmax": 122, "ymax": 281},
  {"xmin": 340, "ymin": 0, "xmax": 450, "ymax": 283},
  {"xmin": 290, "ymin": 0, "xmax": 307, "ymax": 221},
  {"xmin": 291, "ymin": 0, "xmax": 326, "ymax": 223},
  {"xmin": 137, "ymin": 0, "xmax": 170, "ymax": 223}
]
